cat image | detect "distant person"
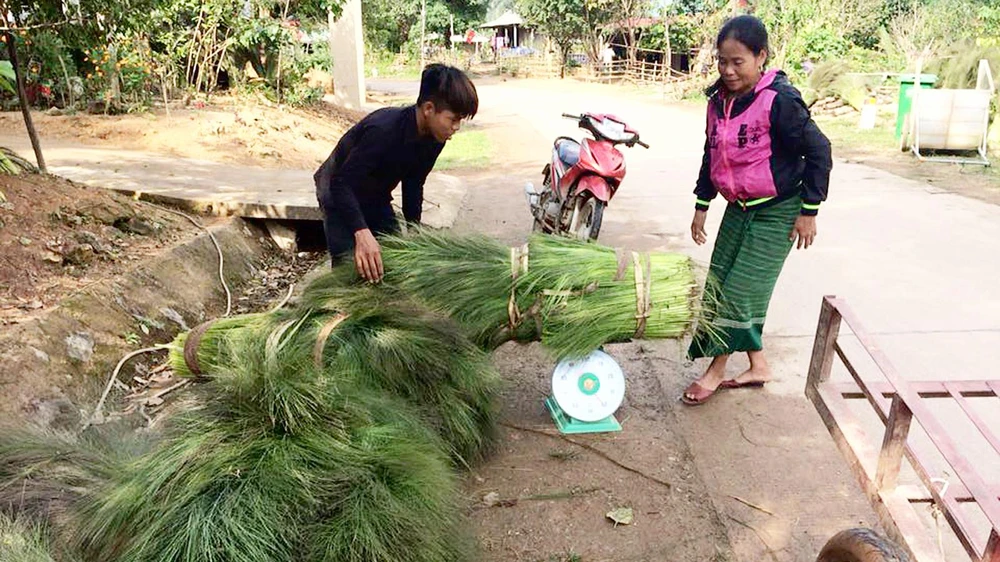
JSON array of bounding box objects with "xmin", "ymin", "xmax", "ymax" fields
[
  {"xmin": 601, "ymin": 44, "xmax": 615, "ymax": 73},
  {"xmin": 313, "ymin": 64, "xmax": 478, "ymax": 282},
  {"xmin": 602, "ymin": 44, "xmax": 615, "ymax": 65},
  {"xmin": 682, "ymin": 15, "xmax": 832, "ymax": 405}
]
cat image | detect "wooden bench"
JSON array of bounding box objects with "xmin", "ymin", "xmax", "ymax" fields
[{"xmin": 807, "ymin": 296, "xmax": 1000, "ymax": 562}]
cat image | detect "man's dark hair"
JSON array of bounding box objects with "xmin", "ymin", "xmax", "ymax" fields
[
  {"xmin": 417, "ymin": 64, "xmax": 479, "ymax": 119},
  {"xmin": 716, "ymin": 15, "xmax": 769, "ymax": 58}
]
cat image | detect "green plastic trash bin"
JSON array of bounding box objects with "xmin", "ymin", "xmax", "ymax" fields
[{"xmin": 895, "ymin": 73, "xmax": 936, "ymax": 139}]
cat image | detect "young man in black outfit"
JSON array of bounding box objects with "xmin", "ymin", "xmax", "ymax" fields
[{"xmin": 313, "ymin": 64, "xmax": 478, "ymax": 281}]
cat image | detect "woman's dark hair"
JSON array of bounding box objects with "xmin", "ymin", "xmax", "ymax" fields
[
  {"xmin": 716, "ymin": 15, "xmax": 769, "ymax": 57},
  {"xmin": 705, "ymin": 15, "xmax": 770, "ymax": 97},
  {"xmin": 417, "ymin": 63, "xmax": 479, "ymax": 119}
]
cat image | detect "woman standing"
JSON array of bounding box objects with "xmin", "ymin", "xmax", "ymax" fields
[{"xmin": 683, "ymin": 15, "xmax": 832, "ymax": 405}]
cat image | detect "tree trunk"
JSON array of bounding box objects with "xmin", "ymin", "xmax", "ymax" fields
[
  {"xmin": 664, "ymin": 21, "xmax": 671, "ymax": 80},
  {"xmin": 108, "ymin": 44, "xmax": 121, "ymax": 112},
  {"xmin": 186, "ymin": 7, "xmax": 205, "ymax": 87},
  {"xmin": 276, "ymin": 0, "xmax": 291, "ymax": 102},
  {"xmin": 580, "ymin": 2, "xmax": 600, "ymax": 64},
  {"xmin": 4, "ymin": 31, "xmax": 47, "ymax": 173},
  {"xmin": 627, "ymin": 26, "xmax": 636, "ymax": 62},
  {"xmin": 56, "ymin": 52, "xmax": 75, "ymax": 108}
]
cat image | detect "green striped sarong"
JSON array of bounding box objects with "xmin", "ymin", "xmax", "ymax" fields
[{"xmin": 688, "ymin": 197, "xmax": 800, "ymax": 359}]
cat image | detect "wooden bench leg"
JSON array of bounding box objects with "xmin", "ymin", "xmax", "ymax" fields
[
  {"xmin": 875, "ymin": 395, "xmax": 913, "ymax": 491},
  {"xmin": 985, "ymin": 529, "xmax": 1000, "ymax": 562},
  {"xmin": 807, "ymin": 296, "xmax": 842, "ymax": 393}
]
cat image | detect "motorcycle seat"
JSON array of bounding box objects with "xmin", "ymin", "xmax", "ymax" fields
[{"xmin": 555, "ymin": 139, "xmax": 580, "ymax": 167}]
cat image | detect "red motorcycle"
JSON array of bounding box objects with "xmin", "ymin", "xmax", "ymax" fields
[{"xmin": 526, "ymin": 112, "xmax": 648, "ymax": 241}]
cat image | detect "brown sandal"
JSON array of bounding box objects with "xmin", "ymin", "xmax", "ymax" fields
[
  {"xmin": 681, "ymin": 381, "xmax": 718, "ymax": 406},
  {"xmin": 718, "ymin": 379, "xmax": 767, "ymax": 389}
]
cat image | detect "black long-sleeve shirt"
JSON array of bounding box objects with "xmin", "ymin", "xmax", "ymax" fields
[
  {"xmin": 314, "ymin": 105, "xmax": 444, "ymax": 233},
  {"xmin": 694, "ymin": 71, "xmax": 832, "ymax": 216}
]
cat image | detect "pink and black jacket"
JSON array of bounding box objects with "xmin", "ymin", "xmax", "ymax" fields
[{"xmin": 694, "ymin": 69, "xmax": 832, "ymax": 216}]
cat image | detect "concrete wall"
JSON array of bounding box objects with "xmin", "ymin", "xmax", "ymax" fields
[{"xmin": 328, "ymin": 0, "xmax": 365, "ymax": 109}]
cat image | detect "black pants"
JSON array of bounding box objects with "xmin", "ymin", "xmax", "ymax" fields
[{"xmin": 323, "ymin": 204, "xmax": 399, "ymax": 265}]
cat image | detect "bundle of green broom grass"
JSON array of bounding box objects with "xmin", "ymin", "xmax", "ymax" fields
[
  {"xmin": 0, "ymin": 425, "xmax": 152, "ymax": 561},
  {"xmin": 0, "ymin": 513, "xmax": 59, "ymax": 562},
  {"xmin": 168, "ymin": 282, "xmax": 501, "ymax": 464},
  {"xmin": 377, "ymin": 230, "xmax": 717, "ymax": 358},
  {"xmin": 76, "ymin": 315, "xmax": 472, "ymax": 562},
  {"xmin": 1, "ymin": 306, "xmax": 487, "ymax": 562}
]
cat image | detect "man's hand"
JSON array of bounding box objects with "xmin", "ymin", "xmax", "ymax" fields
[
  {"xmin": 790, "ymin": 215, "xmax": 817, "ymax": 250},
  {"xmin": 691, "ymin": 210, "xmax": 708, "ymax": 245},
  {"xmin": 354, "ymin": 229, "xmax": 384, "ymax": 282}
]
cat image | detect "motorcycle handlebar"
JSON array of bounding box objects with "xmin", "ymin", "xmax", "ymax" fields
[{"xmin": 563, "ymin": 113, "xmax": 648, "ymax": 148}]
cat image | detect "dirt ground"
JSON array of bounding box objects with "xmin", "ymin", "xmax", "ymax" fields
[
  {"xmin": 0, "ymin": 94, "xmax": 363, "ymax": 327},
  {"xmin": 0, "ymin": 150, "xmax": 326, "ymax": 430},
  {"xmin": 0, "ymin": 173, "xmax": 210, "ymax": 325},
  {"xmin": 0, "ymin": 95, "xmax": 362, "ymax": 435},
  {"xmin": 112, "ymin": 248, "xmax": 324, "ymax": 428},
  {"xmin": 469, "ymin": 342, "xmax": 734, "ymax": 562},
  {"xmin": 0, "ymin": 95, "xmax": 366, "ymax": 170}
]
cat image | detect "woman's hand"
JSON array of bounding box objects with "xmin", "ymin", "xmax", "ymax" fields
[
  {"xmin": 691, "ymin": 210, "xmax": 708, "ymax": 245},
  {"xmin": 790, "ymin": 215, "xmax": 817, "ymax": 250}
]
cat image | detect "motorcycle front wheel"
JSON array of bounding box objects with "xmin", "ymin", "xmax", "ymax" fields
[{"xmin": 570, "ymin": 196, "xmax": 605, "ymax": 241}]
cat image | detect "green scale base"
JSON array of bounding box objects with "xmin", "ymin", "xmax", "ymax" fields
[{"xmin": 544, "ymin": 396, "xmax": 622, "ymax": 434}]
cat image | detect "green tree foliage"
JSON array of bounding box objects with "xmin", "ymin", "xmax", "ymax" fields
[
  {"xmin": 981, "ymin": 0, "xmax": 1000, "ymax": 46},
  {"xmin": 571, "ymin": 0, "xmax": 615, "ymax": 64},
  {"xmin": 637, "ymin": 17, "xmax": 698, "ymax": 55},
  {"xmin": 664, "ymin": 0, "xmax": 727, "ymax": 14},
  {"xmin": 0, "ymin": 0, "xmax": 341, "ymax": 108},
  {"xmin": 362, "ymin": 0, "xmax": 487, "ymax": 56},
  {"xmin": 517, "ymin": 0, "xmax": 587, "ymax": 76},
  {"xmin": 4, "ymin": 0, "xmax": 1000, "ymax": 110},
  {"xmin": 148, "ymin": 0, "xmax": 340, "ymax": 92},
  {"xmin": 0, "ymin": 60, "xmax": 13, "ymax": 94},
  {"xmin": 725, "ymin": 0, "xmax": 999, "ymax": 79},
  {"xmin": 750, "ymin": 0, "xmax": 880, "ymax": 67}
]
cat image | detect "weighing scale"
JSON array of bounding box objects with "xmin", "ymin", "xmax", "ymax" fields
[{"xmin": 544, "ymin": 349, "xmax": 626, "ymax": 434}]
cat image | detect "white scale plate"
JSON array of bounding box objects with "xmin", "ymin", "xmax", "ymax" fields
[{"xmin": 550, "ymin": 349, "xmax": 626, "ymax": 422}]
